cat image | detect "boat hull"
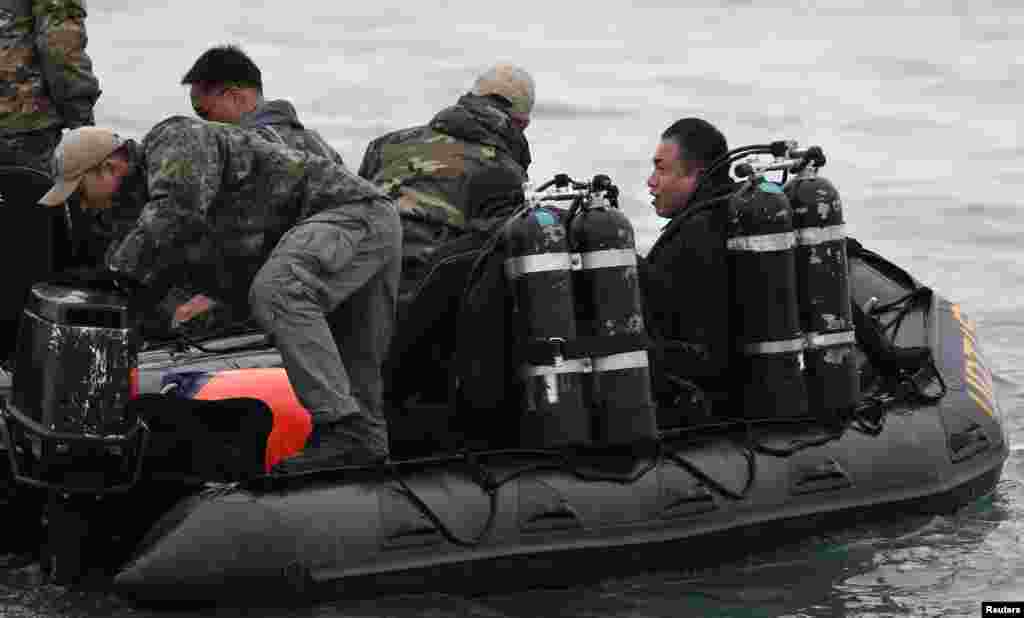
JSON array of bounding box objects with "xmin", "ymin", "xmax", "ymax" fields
[
  {"xmin": 113, "ymin": 396, "xmax": 1006, "ymax": 604},
  {"xmin": 107, "ymin": 247, "xmax": 1010, "ymax": 604}
]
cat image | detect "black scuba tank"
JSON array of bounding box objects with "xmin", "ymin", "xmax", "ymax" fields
[
  {"xmin": 785, "ymin": 167, "xmax": 859, "ymax": 420},
  {"xmin": 727, "ymin": 178, "xmax": 809, "ymax": 419},
  {"xmin": 567, "ymin": 177, "xmax": 657, "ymax": 445},
  {"xmin": 503, "ymin": 205, "xmax": 590, "ymax": 447}
]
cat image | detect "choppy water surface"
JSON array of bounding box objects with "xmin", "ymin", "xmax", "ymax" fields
[{"xmin": 2, "ymin": 1, "xmax": 1022, "ymax": 616}]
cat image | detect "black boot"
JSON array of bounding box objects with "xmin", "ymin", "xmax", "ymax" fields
[{"xmin": 271, "ymin": 421, "xmax": 385, "ymax": 474}]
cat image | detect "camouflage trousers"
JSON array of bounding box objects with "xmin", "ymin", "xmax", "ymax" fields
[
  {"xmin": 0, "ymin": 128, "xmax": 61, "ymax": 175},
  {"xmin": 249, "ymin": 199, "xmax": 402, "ymax": 458}
]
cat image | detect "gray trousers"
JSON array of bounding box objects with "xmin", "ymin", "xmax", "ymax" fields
[{"xmin": 250, "ymin": 199, "xmax": 401, "ymax": 456}]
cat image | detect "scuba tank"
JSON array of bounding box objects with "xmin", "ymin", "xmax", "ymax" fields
[
  {"xmin": 503, "ymin": 202, "xmax": 589, "ymax": 448},
  {"xmin": 727, "ymin": 169, "xmax": 809, "ymax": 419},
  {"xmin": 785, "ymin": 150, "xmax": 859, "ymax": 420},
  {"xmin": 567, "ymin": 176, "xmax": 657, "ymax": 445}
]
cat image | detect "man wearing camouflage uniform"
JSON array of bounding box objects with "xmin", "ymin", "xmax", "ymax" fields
[
  {"xmin": 0, "ymin": 0, "xmax": 100, "ymax": 173},
  {"xmin": 171, "ymin": 44, "xmax": 346, "ymax": 333},
  {"xmin": 38, "ymin": 118, "xmax": 401, "ymax": 469},
  {"xmin": 358, "ymin": 64, "xmax": 534, "ymax": 300},
  {"xmin": 181, "ymin": 44, "xmax": 344, "ymax": 164}
]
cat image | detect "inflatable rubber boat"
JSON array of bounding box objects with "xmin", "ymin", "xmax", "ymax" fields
[{"xmin": 0, "ymin": 146, "xmax": 1008, "ymax": 605}]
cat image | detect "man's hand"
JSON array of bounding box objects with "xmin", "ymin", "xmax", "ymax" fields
[{"xmin": 172, "ymin": 294, "xmax": 217, "ymax": 328}]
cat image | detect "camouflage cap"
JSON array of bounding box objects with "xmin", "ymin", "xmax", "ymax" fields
[
  {"xmin": 471, "ymin": 64, "xmax": 535, "ymax": 116},
  {"xmin": 38, "ymin": 127, "xmax": 124, "ymax": 207}
]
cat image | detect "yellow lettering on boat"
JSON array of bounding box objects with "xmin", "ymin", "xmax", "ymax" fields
[
  {"xmin": 965, "ymin": 362, "xmax": 995, "ymax": 395},
  {"xmin": 952, "ymin": 304, "xmax": 996, "ymax": 417},
  {"xmin": 967, "ymin": 390, "xmax": 995, "ymax": 418}
]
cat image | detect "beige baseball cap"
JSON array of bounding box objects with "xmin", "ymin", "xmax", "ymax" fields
[
  {"xmin": 471, "ymin": 64, "xmax": 535, "ymax": 116},
  {"xmin": 38, "ymin": 127, "xmax": 124, "ymax": 207}
]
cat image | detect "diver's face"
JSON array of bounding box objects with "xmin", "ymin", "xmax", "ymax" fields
[
  {"xmin": 79, "ymin": 161, "xmax": 121, "ymax": 210},
  {"xmin": 647, "ymin": 139, "xmax": 700, "ymax": 219},
  {"xmin": 509, "ymin": 112, "xmax": 530, "ymax": 132},
  {"xmin": 190, "ymin": 83, "xmax": 244, "ymax": 123}
]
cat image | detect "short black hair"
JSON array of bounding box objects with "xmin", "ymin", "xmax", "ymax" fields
[
  {"xmin": 661, "ymin": 117, "xmax": 729, "ymax": 184},
  {"xmin": 181, "ymin": 44, "xmax": 263, "ymax": 92}
]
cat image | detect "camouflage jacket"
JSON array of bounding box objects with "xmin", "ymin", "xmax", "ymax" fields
[
  {"xmin": 0, "ymin": 0, "xmax": 100, "ymax": 134},
  {"xmin": 357, "ymin": 94, "xmax": 529, "ymax": 286},
  {"xmin": 105, "ymin": 116, "xmax": 389, "ymax": 307},
  {"xmin": 239, "ymin": 99, "xmax": 345, "ymax": 167}
]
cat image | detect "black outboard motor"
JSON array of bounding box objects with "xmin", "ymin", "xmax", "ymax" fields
[
  {"xmin": 0, "ymin": 281, "xmax": 148, "ymax": 582},
  {"xmin": 1, "ymin": 282, "xmax": 147, "ymax": 493}
]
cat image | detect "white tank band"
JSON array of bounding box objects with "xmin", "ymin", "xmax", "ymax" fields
[
  {"xmin": 520, "ymin": 349, "xmax": 650, "ymax": 377},
  {"xmin": 805, "ymin": 330, "xmax": 857, "ymax": 349},
  {"xmin": 593, "ymin": 350, "xmax": 649, "ymax": 372},
  {"xmin": 795, "ymin": 224, "xmax": 846, "ymax": 246},
  {"xmin": 520, "ymin": 358, "xmax": 592, "ymax": 377},
  {"xmin": 506, "ymin": 248, "xmax": 638, "ymax": 278},
  {"xmin": 505, "ymin": 252, "xmax": 572, "ymax": 279},
  {"xmin": 577, "ymin": 249, "xmax": 637, "ymax": 271},
  {"xmin": 742, "ymin": 337, "xmax": 806, "ymax": 355},
  {"xmin": 727, "ymin": 231, "xmax": 796, "ymax": 252}
]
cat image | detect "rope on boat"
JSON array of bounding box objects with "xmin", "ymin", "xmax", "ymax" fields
[
  {"xmin": 664, "ymin": 446, "xmax": 756, "ymax": 501},
  {"xmin": 385, "ymin": 457, "xmax": 502, "ymax": 548},
  {"xmin": 384, "ymin": 447, "xmax": 663, "ymax": 548}
]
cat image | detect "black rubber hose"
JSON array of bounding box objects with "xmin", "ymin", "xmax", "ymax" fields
[{"xmin": 691, "ymin": 144, "xmax": 775, "ymax": 198}]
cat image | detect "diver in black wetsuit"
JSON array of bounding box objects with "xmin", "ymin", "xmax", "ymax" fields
[{"xmin": 640, "ymin": 118, "xmax": 737, "ymax": 425}]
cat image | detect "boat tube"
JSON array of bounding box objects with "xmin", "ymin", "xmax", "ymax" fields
[{"xmin": 108, "ymin": 266, "xmax": 1006, "ymax": 604}]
